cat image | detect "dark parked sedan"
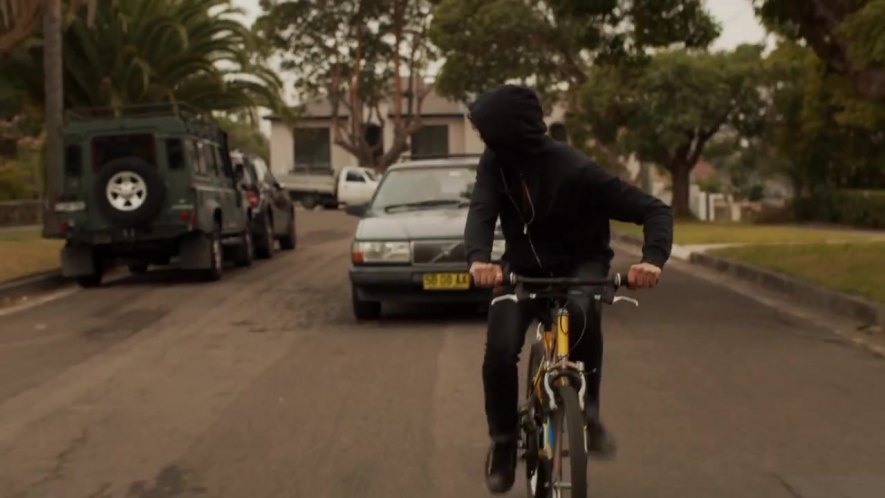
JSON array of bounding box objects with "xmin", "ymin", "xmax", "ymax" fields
[
  {"xmin": 232, "ymin": 151, "xmax": 297, "ymax": 258},
  {"xmin": 346, "ymin": 157, "xmax": 504, "ymax": 319}
]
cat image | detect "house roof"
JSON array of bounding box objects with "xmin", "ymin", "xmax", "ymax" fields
[{"xmin": 264, "ymin": 81, "xmax": 468, "ymax": 122}]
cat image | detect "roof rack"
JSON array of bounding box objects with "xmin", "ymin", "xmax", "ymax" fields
[
  {"xmin": 66, "ymin": 103, "xmax": 222, "ymax": 141},
  {"xmin": 66, "ymin": 103, "xmax": 212, "ymax": 121}
]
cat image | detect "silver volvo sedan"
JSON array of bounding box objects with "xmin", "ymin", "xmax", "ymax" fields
[{"xmin": 346, "ymin": 156, "xmax": 504, "ymax": 319}]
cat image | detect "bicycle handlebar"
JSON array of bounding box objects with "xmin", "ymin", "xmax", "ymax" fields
[
  {"xmin": 507, "ymin": 272, "xmax": 624, "ymax": 289},
  {"xmin": 491, "ymin": 272, "xmax": 638, "ymax": 307}
]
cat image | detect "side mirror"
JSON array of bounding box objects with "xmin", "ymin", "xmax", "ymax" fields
[
  {"xmin": 345, "ymin": 203, "xmax": 368, "ymax": 217},
  {"xmin": 234, "ymin": 163, "xmax": 245, "ymax": 181}
]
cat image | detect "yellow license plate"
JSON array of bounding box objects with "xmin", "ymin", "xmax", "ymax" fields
[{"xmin": 422, "ymin": 273, "xmax": 471, "ymax": 291}]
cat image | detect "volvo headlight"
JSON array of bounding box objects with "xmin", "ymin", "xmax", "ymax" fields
[
  {"xmin": 352, "ymin": 241, "xmax": 412, "ymax": 264},
  {"xmin": 491, "ymin": 239, "xmax": 506, "ymax": 261}
]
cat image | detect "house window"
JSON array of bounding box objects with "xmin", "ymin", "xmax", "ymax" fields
[
  {"xmin": 411, "ymin": 125, "xmax": 449, "ymax": 157},
  {"xmin": 293, "ymin": 127, "xmax": 331, "ymax": 172}
]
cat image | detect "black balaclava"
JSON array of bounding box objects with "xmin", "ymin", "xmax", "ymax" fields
[{"xmin": 468, "ymin": 85, "xmax": 548, "ymax": 161}]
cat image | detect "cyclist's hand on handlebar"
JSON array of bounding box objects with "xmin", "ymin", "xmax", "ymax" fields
[
  {"xmin": 627, "ymin": 262, "xmax": 661, "ymax": 289},
  {"xmin": 470, "ymin": 262, "xmax": 503, "ymax": 288}
]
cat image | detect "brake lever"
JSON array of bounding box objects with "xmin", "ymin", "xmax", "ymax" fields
[{"xmin": 613, "ymin": 296, "xmax": 639, "ymax": 307}]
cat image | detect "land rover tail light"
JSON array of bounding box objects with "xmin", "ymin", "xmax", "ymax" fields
[{"xmin": 246, "ymin": 190, "xmax": 259, "ymax": 209}]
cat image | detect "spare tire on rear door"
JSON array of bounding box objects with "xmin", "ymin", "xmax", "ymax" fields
[{"xmin": 93, "ymin": 157, "xmax": 166, "ymax": 228}]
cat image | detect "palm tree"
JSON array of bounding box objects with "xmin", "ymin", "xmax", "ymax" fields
[
  {"xmin": 62, "ymin": 0, "xmax": 283, "ymax": 115},
  {"xmin": 4, "ymin": 0, "xmax": 282, "ymax": 117}
]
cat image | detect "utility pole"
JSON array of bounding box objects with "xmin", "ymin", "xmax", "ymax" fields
[{"xmin": 42, "ymin": 0, "xmax": 62, "ymax": 236}]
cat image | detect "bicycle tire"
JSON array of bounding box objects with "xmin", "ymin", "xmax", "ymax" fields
[
  {"xmin": 552, "ymin": 385, "xmax": 588, "ymax": 498},
  {"xmin": 525, "ymin": 342, "xmax": 546, "ymax": 498}
]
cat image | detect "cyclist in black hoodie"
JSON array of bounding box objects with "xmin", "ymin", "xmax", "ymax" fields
[{"xmin": 466, "ymin": 85, "xmax": 673, "ymax": 494}]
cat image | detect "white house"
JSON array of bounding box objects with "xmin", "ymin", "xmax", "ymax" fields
[{"xmin": 265, "ymin": 84, "xmax": 571, "ymax": 175}]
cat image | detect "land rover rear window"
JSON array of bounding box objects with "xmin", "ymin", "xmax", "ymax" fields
[{"xmin": 92, "ymin": 134, "xmax": 155, "ymax": 169}]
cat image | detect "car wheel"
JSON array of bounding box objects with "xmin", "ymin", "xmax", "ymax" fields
[
  {"xmin": 234, "ymin": 228, "xmax": 254, "ymax": 267},
  {"xmin": 204, "ymin": 224, "xmax": 223, "ymax": 281},
  {"xmin": 279, "ymin": 211, "xmax": 297, "ymax": 251},
  {"xmin": 300, "ymin": 194, "xmax": 317, "ymax": 210},
  {"xmin": 128, "ymin": 262, "xmax": 149, "ymax": 274},
  {"xmin": 351, "ymin": 284, "xmax": 381, "ymax": 320},
  {"xmin": 255, "ymin": 212, "xmax": 275, "ymax": 259},
  {"xmin": 93, "ymin": 157, "xmax": 166, "ymax": 228}
]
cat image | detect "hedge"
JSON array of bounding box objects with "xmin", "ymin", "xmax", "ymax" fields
[{"xmin": 794, "ymin": 190, "xmax": 885, "ymax": 229}]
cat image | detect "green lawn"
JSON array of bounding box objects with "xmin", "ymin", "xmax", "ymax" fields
[
  {"xmin": 0, "ymin": 228, "xmax": 63, "ymax": 283},
  {"xmin": 710, "ymin": 242, "xmax": 885, "ymax": 303},
  {"xmin": 612, "ymin": 220, "xmax": 884, "ymax": 245}
]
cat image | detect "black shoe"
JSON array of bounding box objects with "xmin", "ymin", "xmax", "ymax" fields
[
  {"xmin": 485, "ymin": 440, "xmax": 517, "ymax": 494},
  {"xmin": 586, "ymin": 417, "xmax": 617, "ymax": 460}
]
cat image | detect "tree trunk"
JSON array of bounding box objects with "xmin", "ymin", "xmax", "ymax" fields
[
  {"xmin": 669, "ymin": 161, "xmax": 691, "ymax": 218},
  {"xmin": 42, "ymin": 0, "xmax": 62, "ymax": 235}
]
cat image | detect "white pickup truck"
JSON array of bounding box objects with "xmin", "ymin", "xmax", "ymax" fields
[{"xmin": 275, "ymin": 165, "xmax": 379, "ymax": 209}]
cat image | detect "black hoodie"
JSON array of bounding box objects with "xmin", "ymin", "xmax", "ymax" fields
[{"xmin": 465, "ymin": 85, "xmax": 673, "ymax": 275}]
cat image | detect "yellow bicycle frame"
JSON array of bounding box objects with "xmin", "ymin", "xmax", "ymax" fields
[
  {"xmin": 534, "ymin": 306, "xmax": 571, "ymax": 397},
  {"xmin": 537, "ymin": 307, "xmax": 571, "ymax": 460},
  {"xmin": 554, "ymin": 308, "xmax": 569, "ymax": 360}
]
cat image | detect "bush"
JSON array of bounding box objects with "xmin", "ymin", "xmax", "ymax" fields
[
  {"xmin": 0, "ymin": 163, "xmax": 31, "ymax": 201},
  {"xmin": 794, "ymin": 190, "xmax": 885, "ymax": 229}
]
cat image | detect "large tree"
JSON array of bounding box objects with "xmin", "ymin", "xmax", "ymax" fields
[
  {"xmin": 760, "ymin": 41, "xmax": 884, "ymax": 196},
  {"xmin": 580, "ymin": 46, "xmax": 765, "ymax": 216},
  {"xmin": 754, "ymin": 0, "xmax": 885, "ymax": 102},
  {"xmin": 429, "ymin": 0, "xmax": 720, "ymax": 102},
  {"xmin": 258, "ymin": 0, "xmax": 436, "ymax": 171}
]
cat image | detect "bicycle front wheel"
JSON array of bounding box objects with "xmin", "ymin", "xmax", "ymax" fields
[{"xmin": 551, "ymin": 385, "xmax": 588, "ymax": 498}]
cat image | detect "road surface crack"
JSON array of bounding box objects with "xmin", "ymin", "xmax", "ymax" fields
[
  {"xmin": 32, "ymin": 428, "xmax": 89, "ymax": 488},
  {"xmin": 771, "ymin": 472, "xmax": 804, "ymax": 498}
]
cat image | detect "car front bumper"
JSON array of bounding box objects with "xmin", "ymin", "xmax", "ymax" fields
[{"xmin": 349, "ymin": 264, "xmax": 491, "ymax": 303}]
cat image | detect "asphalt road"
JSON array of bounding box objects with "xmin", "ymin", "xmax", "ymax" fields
[{"xmin": 0, "ymin": 210, "xmax": 883, "ymax": 498}]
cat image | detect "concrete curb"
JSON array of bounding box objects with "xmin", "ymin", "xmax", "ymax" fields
[
  {"xmin": 689, "ymin": 252, "xmax": 884, "ymax": 325},
  {"xmin": 0, "ymin": 270, "xmax": 67, "ymax": 300},
  {"xmin": 612, "ymin": 231, "xmax": 883, "ymax": 325}
]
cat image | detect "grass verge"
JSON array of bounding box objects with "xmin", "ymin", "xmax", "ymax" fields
[
  {"xmin": 612, "ymin": 221, "xmax": 883, "ymax": 245},
  {"xmin": 709, "ymin": 242, "xmax": 885, "ymax": 303},
  {"xmin": 0, "ymin": 228, "xmax": 62, "ymax": 283}
]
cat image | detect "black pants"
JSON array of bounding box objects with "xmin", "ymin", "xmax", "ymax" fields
[{"xmin": 483, "ymin": 262, "xmax": 605, "ymax": 441}]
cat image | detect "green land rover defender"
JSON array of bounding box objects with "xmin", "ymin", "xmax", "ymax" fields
[{"xmin": 50, "ymin": 104, "xmax": 254, "ymax": 287}]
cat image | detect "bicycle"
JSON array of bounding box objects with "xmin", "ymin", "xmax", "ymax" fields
[{"xmin": 492, "ymin": 272, "xmax": 638, "ymax": 498}]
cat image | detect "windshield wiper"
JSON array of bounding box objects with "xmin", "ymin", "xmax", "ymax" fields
[{"xmin": 383, "ymin": 199, "xmax": 466, "ymax": 212}]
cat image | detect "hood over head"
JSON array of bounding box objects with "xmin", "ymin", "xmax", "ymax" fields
[{"xmin": 468, "ymin": 85, "xmax": 548, "ymax": 159}]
